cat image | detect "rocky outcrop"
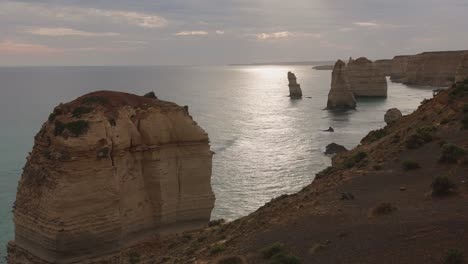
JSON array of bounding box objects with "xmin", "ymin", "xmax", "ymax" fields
[
  {"xmin": 455, "ymin": 53, "xmax": 468, "ymax": 83},
  {"xmin": 288, "ymin": 72, "xmax": 303, "ymax": 98},
  {"xmin": 325, "ymin": 143, "xmax": 347, "ymax": 155},
  {"xmin": 327, "ymin": 60, "xmax": 356, "ymax": 109},
  {"xmin": 374, "ymin": 59, "xmax": 392, "ymax": 76},
  {"xmin": 345, "ymin": 57, "xmax": 388, "ymax": 97},
  {"xmin": 8, "ymin": 91, "xmax": 215, "ymax": 264},
  {"xmin": 391, "ymin": 51, "xmax": 468, "ymax": 86},
  {"xmin": 384, "ymin": 108, "xmax": 403, "ymax": 124}
]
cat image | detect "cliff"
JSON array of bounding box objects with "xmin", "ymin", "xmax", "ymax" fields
[
  {"xmin": 345, "ymin": 57, "xmax": 388, "ymax": 97},
  {"xmin": 374, "ymin": 59, "xmax": 392, "ymax": 76},
  {"xmin": 7, "ymin": 91, "xmax": 215, "ymax": 264},
  {"xmin": 92, "ymin": 79, "xmax": 468, "ymax": 264},
  {"xmin": 287, "ymin": 72, "xmax": 303, "ymax": 98},
  {"xmin": 455, "ymin": 53, "xmax": 468, "ymax": 83},
  {"xmin": 327, "ymin": 60, "xmax": 356, "ymax": 109},
  {"xmin": 391, "ymin": 50, "xmax": 468, "ymax": 86}
]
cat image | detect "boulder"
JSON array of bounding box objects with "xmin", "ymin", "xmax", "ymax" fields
[
  {"xmin": 327, "ymin": 60, "xmax": 356, "ymax": 109},
  {"xmin": 8, "ymin": 91, "xmax": 215, "ymax": 264},
  {"xmin": 374, "ymin": 59, "xmax": 393, "ymax": 76},
  {"xmin": 325, "ymin": 143, "xmax": 348, "ymax": 155},
  {"xmin": 384, "ymin": 108, "xmax": 403, "ymax": 124},
  {"xmin": 288, "ymin": 71, "xmax": 303, "ymax": 98}
]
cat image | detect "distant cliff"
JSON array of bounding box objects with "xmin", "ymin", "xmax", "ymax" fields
[
  {"xmin": 8, "ymin": 91, "xmax": 215, "ymax": 264},
  {"xmin": 390, "ymin": 50, "xmax": 468, "ymax": 87}
]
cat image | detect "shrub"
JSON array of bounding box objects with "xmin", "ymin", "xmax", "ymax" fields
[
  {"xmin": 405, "ymin": 126, "xmax": 436, "ymax": 149},
  {"xmin": 343, "ymin": 151, "xmax": 367, "ymax": 168},
  {"xmin": 54, "ymin": 120, "xmax": 89, "ymax": 137},
  {"xmin": 461, "ymin": 114, "xmax": 468, "ymax": 130},
  {"xmin": 431, "ymin": 176, "xmax": 455, "ymax": 196},
  {"xmin": 217, "ymin": 256, "xmax": 244, "ymax": 264},
  {"xmin": 371, "ymin": 203, "xmax": 397, "ymax": 216},
  {"xmin": 261, "ymin": 243, "xmax": 286, "ymax": 259},
  {"xmin": 270, "ymin": 252, "xmax": 301, "ymax": 264},
  {"xmin": 450, "ymin": 80, "xmax": 468, "ymax": 99},
  {"xmin": 444, "ymin": 249, "xmax": 464, "ymax": 264},
  {"xmin": 128, "ymin": 252, "xmax": 140, "ymax": 264},
  {"xmin": 72, "ymin": 106, "xmax": 93, "ymax": 118},
  {"xmin": 402, "ymin": 160, "xmax": 420, "ymax": 171},
  {"xmin": 440, "ymin": 144, "xmax": 466, "ymax": 163},
  {"xmin": 209, "ymin": 219, "xmax": 225, "ymax": 227},
  {"xmin": 82, "ymin": 96, "xmax": 107, "ymax": 105},
  {"xmin": 315, "ymin": 166, "xmax": 335, "ymax": 179},
  {"xmin": 261, "ymin": 242, "xmax": 300, "ymax": 264},
  {"xmin": 416, "ymin": 126, "xmax": 436, "ymax": 142},
  {"xmin": 210, "ymin": 244, "xmax": 226, "ymax": 255},
  {"xmin": 362, "ymin": 128, "xmax": 387, "ymax": 143}
]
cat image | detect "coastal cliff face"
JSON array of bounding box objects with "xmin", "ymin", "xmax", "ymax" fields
[
  {"xmin": 8, "ymin": 91, "xmax": 215, "ymax": 264},
  {"xmin": 345, "ymin": 57, "xmax": 388, "ymax": 97},
  {"xmin": 391, "ymin": 51, "xmax": 468, "ymax": 86},
  {"xmin": 455, "ymin": 53, "xmax": 468, "ymax": 83},
  {"xmin": 327, "ymin": 60, "xmax": 356, "ymax": 109},
  {"xmin": 374, "ymin": 59, "xmax": 392, "ymax": 76}
]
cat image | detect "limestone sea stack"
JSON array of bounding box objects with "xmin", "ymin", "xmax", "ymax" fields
[
  {"xmin": 327, "ymin": 60, "xmax": 356, "ymax": 109},
  {"xmin": 288, "ymin": 71, "xmax": 303, "ymax": 98},
  {"xmin": 8, "ymin": 91, "xmax": 215, "ymax": 264},
  {"xmin": 345, "ymin": 57, "xmax": 388, "ymax": 97}
]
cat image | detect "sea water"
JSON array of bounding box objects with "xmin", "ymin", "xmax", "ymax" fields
[{"xmin": 0, "ymin": 65, "xmax": 434, "ymax": 260}]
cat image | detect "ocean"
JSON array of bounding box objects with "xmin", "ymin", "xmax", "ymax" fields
[{"xmin": 0, "ymin": 65, "xmax": 434, "ymax": 260}]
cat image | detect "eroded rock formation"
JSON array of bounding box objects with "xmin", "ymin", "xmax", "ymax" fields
[
  {"xmin": 325, "ymin": 143, "xmax": 347, "ymax": 155},
  {"xmin": 384, "ymin": 108, "xmax": 403, "ymax": 124},
  {"xmin": 391, "ymin": 51, "xmax": 468, "ymax": 86},
  {"xmin": 455, "ymin": 53, "xmax": 468, "ymax": 83},
  {"xmin": 374, "ymin": 59, "xmax": 392, "ymax": 76},
  {"xmin": 345, "ymin": 57, "xmax": 388, "ymax": 97},
  {"xmin": 288, "ymin": 71, "xmax": 303, "ymax": 98},
  {"xmin": 8, "ymin": 91, "xmax": 215, "ymax": 264},
  {"xmin": 327, "ymin": 60, "xmax": 356, "ymax": 109}
]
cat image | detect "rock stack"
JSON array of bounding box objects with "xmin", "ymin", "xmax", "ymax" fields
[
  {"xmin": 8, "ymin": 91, "xmax": 215, "ymax": 264},
  {"xmin": 345, "ymin": 57, "xmax": 388, "ymax": 97},
  {"xmin": 288, "ymin": 71, "xmax": 303, "ymax": 98},
  {"xmin": 327, "ymin": 60, "xmax": 356, "ymax": 110}
]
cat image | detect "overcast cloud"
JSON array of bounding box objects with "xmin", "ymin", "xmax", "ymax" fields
[{"xmin": 0, "ymin": 0, "xmax": 467, "ymax": 65}]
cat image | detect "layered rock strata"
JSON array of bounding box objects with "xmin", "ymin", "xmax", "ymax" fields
[
  {"xmin": 327, "ymin": 60, "xmax": 356, "ymax": 109},
  {"xmin": 391, "ymin": 50, "xmax": 468, "ymax": 86},
  {"xmin": 345, "ymin": 57, "xmax": 388, "ymax": 97},
  {"xmin": 8, "ymin": 91, "xmax": 215, "ymax": 264},
  {"xmin": 288, "ymin": 71, "xmax": 303, "ymax": 98},
  {"xmin": 374, "ymin": 59, "xmax": 392, "ymax": 76}
]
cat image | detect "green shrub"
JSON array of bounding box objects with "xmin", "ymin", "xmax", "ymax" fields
[
  {"xmin": 444, "ymin": 249, "xmax": 464, "ymax": 264},
  {"xmin": 362, "ymin": 128, "xmax": 387, "ymax": 143},
  {"xmin": 54, "ymin": 120, "xmax": 89, "ymax": 137},
  {"xmin": 440, "ymin": 144, "xmax": 466, "ymax": 163},
  {"xmin": 416, "ymin": 126, "xmax": 436, "ymax": 142},
  {"xmin": 72, "ymin": 106, "xmax": 93, "ymax": 118},
  {"xmin": 270, "ymin": 252, "xmax": 301, "ymax": 264},
  {"xmin": 431, "ymin": 176, "xmax": 455, "ymax": 196},
  {"xmin": 315, "ymin": 166, "xmax": 335, "ymax": 179},
  {"xmin": 405, "ymin": 126, "xmax": 437, "ymax": 149},
  {"xmin": 261, "ymin": 243, "xmax": 286, "ymax": 259},
  {"xmin": 217, "ymin": 256, "xmax": 244, "ymax": 264},
  {"xmin": 450, "ymin": 80, "xmax": 468, "ymax": 99},
  {"xmin": 82, "ymin": 96, "xmax": 107, "ymax": 105},
  {"xmin": 210, "ymin": 244, "xmax": 226, "ymax": 255},
  {"xmin": 343, "ymin": 151, "xmax": 367, "ymax": 168},
  {"xmin": 402, "ymin": 160, "xmax": 420, "ymax": 171},
  {"xmin": 209, "ymin": 219, "xmax": 225, "ymax": 227}
]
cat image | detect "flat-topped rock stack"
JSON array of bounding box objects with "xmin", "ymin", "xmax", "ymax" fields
[
  {"xmin": 345, "ymin": 57, "xmax": 388, "ymax": 97},
  {"xmin": 8, "ymin": 91, "xmax": 215, "ymax": 264},
  {"xmin": 288, "ymin": 71, "xmax": 303, "ymax": 98},
  {"xmin": 327, "ymin": 60, "xmax": 356, "ymax": 109}
]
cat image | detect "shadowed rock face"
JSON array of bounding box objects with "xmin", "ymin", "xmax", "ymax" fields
[
  {"xmin": 455, "ymin": 53, "xmax": 468, "ymax": 83},
  {"xmin": 8, "ymin": 91, "xmax": 215, "ymax": 264},
  {"xmin": 345, "ymin": 57, "xmax": 388, "ymax": 97},
  {"xmin": 288, "ymin": 71, "xmax": 303, "ymax": 98},
  {"xmin": 327, "ymin": 60, "xmax": 356, "ymax": 109},
  {"xmin": 391, "ymin": 51, "xmax": 468, "ymax": 87}
]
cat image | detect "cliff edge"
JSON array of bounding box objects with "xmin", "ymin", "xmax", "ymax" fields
[{"xmin": 8, "ymin": 91, "xmax": 215, "ymax": 264}]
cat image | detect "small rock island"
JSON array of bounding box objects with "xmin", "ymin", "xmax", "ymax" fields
[
  {"xmin": 8, "ymin": 91, "xmax": 215, "ymax": 264},
  {"xmin": 288, "ymin": 71, "xmax": 303, "ymax": 98}
]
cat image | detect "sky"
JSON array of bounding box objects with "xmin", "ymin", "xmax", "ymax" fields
[{"xmin": 0, "ymin": 0, "xmax": 467, "ymax": 66}]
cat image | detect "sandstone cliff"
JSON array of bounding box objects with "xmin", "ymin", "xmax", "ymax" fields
[
  {"xmin": 455, "ymin": 53, "xmax": 468, "ymax": 83},
  {"xmin": 327, "ymin": 60, "xmax": 356, "ymax": 109},
  {"xmin": 287, "ymin": 72, "xmax": 303, "ymax": 98},
  {"xmin": 345, "ymin": 57, "xmax": 388, "ymax": 97},
  {"xmin": 8, "ymin": 91, "xmax": 215, "ymax": 264},
  {"xmin": 374, "ymin": 59, "xmax": 392, "ymax": 76},
  {"xmin": 391, "ymin": 50, "xmax": 468, "ymax": 86}
]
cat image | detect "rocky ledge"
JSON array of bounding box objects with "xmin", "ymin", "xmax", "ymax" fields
[{"xmin": 8, "ymin": 91, "xmax": 215, "ymax": 264}]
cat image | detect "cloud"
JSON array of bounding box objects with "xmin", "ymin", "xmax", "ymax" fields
[
  {"xmin": 354, "ymin": 22, "xmax": 379, "ymax": 27},
  {"xmin": 256, "ymin": 31, "xmax": 321, "ymax": 40},
  {"xmin": 0, "ymin": 40, "xmax": 63, "ymax": 54},
  {"xmin": 175, "ymin": 31, "xmax": 209, "ymax": 36},
  {"xmin": 27, "ymin": 27, "xmax": 120, "ymax": 37},
  {"xmin": 216, "ymin": 30, "xmax": 225, "ymax": 35},
  {"xmin": 0, "ymin": 1, "xmax": 167, "ymax": 28}
]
